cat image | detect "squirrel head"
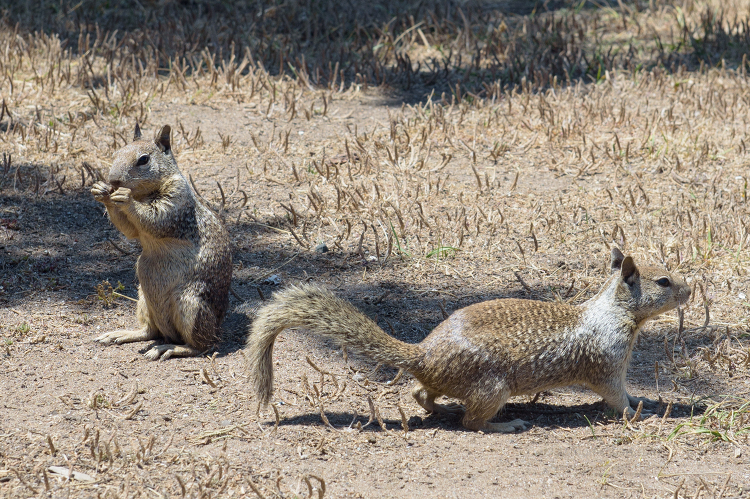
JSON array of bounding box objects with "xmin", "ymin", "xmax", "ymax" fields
[
  {"xmin": 107, "ymin": 124, "xmax": 179, "ymax": 198},
  {"xmin": 609, "ymin": 247, "xmax": 691, "ymax": 323}
]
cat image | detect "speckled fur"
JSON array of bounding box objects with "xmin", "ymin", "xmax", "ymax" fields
[
  {"xmin": 91, "ymin": 124, "xmax": 232, "ymax": 360},
  {"xmin": 246, "ymin": 249, "xmax": 690, "ymax": 432}
]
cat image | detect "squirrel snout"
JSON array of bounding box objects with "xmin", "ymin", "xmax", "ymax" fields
[
  {"xmin": 109, "ymin": 179, "xmax": 124, "ymax": 189},
  {"xmin": 678, "ymin": 285, "xmax": 692, "ymax": 304}
]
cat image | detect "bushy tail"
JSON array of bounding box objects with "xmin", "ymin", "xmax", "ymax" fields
[{"xmin": 246, "ymin": 284, "xmax": 423, "ymax": 406}]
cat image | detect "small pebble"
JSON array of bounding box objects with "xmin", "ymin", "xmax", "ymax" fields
[{"xmin": 263, "ymin": 274, "xmax": 281, "ymax": 285}]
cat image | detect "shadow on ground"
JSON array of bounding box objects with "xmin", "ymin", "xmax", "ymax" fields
[{"xmin": 265, "ymin": 399, "xmax": 704, "ymax": 433}]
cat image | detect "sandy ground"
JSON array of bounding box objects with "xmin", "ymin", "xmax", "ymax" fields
[{"xmin": 2, "ymin": 1, "xmax": 750, "ymax": 496}]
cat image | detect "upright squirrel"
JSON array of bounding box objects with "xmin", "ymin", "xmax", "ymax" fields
[
  {"xmin": 246, "ymin": 249, "xmax": 690, "ymax": 432},
  {"xmin": 91, "ymin": 123, "xmax": 232, "ymax": 360}
]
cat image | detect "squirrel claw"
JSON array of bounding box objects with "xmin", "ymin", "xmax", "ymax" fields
[
  {"xmin": 91, "ymin": 181, "xmax": 114, "ymax": 201},
  {"xmin": 482, "ymin": 418, "xmax": 530, "ymax": 433},
  {"xmin": 110, "ymin": 187, "xmax": 132, "ymax": 205},
  {"xmin": 95, "ymin": 328, "xmax": 154, "ymax": 346},
  {"xmin": 622, "ymin": 406, "xmax": 656, "ymax": 421},
  {"xmin": 144, "ymin": 345, "xmax": 172, "ymax": 361},
  {"xmin": 144, "ymin": 344, "xmax": 203, "ymax": 361},
  {"xmin": 95, "ymin": 331, "xmax": 123, "ymax": 345},
  {"xmin": 629, "ymin": 396, "xmax": 659, "ymax": 410}
]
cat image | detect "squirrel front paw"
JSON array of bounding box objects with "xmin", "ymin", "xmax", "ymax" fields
[
  {"xmin": 91, "ymin": 181, "xmax": 114, "ymax": 202},
  {"xmin": 110, "ymin": 187, "xmax": 133, "ymax": 205}
]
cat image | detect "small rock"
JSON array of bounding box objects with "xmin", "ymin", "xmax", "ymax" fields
[
  {"xmin": 314, "ymin": 243, "xmax": 329, "ymax": 253},
  {"xmin": 263, "ymin": 274, "xmax": 281, "ymax": 285},
  {"xmin": 48, "ymin": 467, "xmax": 94, "ymax": 483}
]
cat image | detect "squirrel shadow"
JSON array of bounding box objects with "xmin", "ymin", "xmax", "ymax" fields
[
  {"xmin": 264, "ymin": 397, "xmax": 705, "ymax": 433},
  {"xmin": 216, "ymin": 307, "xmax": 254, "ymax": 355}
]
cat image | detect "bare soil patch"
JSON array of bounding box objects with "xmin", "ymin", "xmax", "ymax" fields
[{"xmin": 1, "ymin": 1, "xmax": 750, "ymax": 497}]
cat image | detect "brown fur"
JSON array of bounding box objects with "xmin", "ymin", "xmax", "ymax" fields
[
  {"xmin": 92, "ymin": 123, "xmax": 232, "ymax": 360},
  {"xmin": 246, "ymin": 249, "xmax": 690, "ymax": 432}
]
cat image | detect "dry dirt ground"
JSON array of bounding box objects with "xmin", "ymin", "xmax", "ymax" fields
[{"xmin": 1, "ymin": 0, "xmax": 750, "ymax": 498}]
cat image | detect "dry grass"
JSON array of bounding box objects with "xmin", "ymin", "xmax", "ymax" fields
[{"xmin": 1, "ymin": 0, "xmax": 750, "ymax": 497}]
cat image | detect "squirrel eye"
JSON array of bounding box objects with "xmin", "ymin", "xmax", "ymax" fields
[
  {"xmin": 136, "ymin": 154, "xmax": 150, "ymax": 166},
  {"xmin": 656, "ymin": 277, "xmax": 671, "ymax": 287}
]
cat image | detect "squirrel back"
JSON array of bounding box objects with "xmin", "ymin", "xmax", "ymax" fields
[{"xmin": 245, "ymin": 249, "xmax": 690, "ymax": 432}]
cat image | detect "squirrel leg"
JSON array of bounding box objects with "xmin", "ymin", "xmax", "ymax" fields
[
  {"xmin": 95, "ymin": 291, "xmax": 159, "ymax": 345},
  {"xmin": 96, "ymin": 327, "xmax": 159, "ymax": 345},
  {"xmin": 91, "ymin": 183, "xmax": 139, "ymax": 239},
  {"xmin": 104, "ymin": 205, "xmax": 140, "ymax": 239},
  {"xmin": 460, "ymin": 386, "xmax": 529, "ymax": 433},
  {"xmin": 627, "ymin": 393, "xmax": 659, "ymax": 410},
  {"xmin": 593, "ymin": 381, "xmax": 656, "ymax": 420},
  {"xmin": 143, "ymin": 290, "xmax": 216, "ymax": 361},
  {"xmin": 144, "ymin": 344, "xmax": 204, "ymax": 361},
  {"xmin": 411, "ymin": 383, "xmax": 464, "ymax": 415},
  {"xmin": 479, "ymin": 419, "xmax": 531, "ymax": 433}
]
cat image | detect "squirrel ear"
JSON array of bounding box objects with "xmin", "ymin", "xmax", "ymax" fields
[
  {"xmin": 620, "ymin": 256, "xmax": 639, "ymax": 286},
  {"xmin": 610, "ymin": 247, "xmax": 625, "ymax": 272},
  {"xmin": 155, "ymin": 125, "xmax": 171, "ymax": 154},
  {"xmin": 133, "ymin": 122, "xmax": 142, "ymax": 141}
]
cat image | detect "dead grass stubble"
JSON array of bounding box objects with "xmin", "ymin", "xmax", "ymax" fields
[{"xmin": 1, "ymin": 0, "xmax": 750, "ymax": 497}]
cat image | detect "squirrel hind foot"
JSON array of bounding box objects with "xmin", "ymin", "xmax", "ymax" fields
[
  {"xmin": 143, "ymin": 344, "xmax": 205, "ymax": 361},
  {"xmin": 621, "ymin": 405, "xmax": 657, "ymax": 421},
  {"xmin": 479, "ymin": 419, "xmax": 531, "ymax": 433},
  {"xmin": 95, "ymin": 327, "xmax": 158, "ymax": 345},
  {"xmin": 411, "ymin": 383, "xmax": 468, "ymax": 416},
  {"xmin": 412, "ymin": 383, "xmax": 454, "ymax": 413},
  {"xmin": 627, "ymin": 394, "xmax": 659, "ymax": 410}
]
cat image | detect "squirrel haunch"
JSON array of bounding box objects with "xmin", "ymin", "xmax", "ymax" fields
[
  {"xmin": 92, "ymin": 123, "xmax": 232, "ymax": 360},
  {"xmin": 246, "ymin": 248, "xmax": 690, "ymax": 432}
]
